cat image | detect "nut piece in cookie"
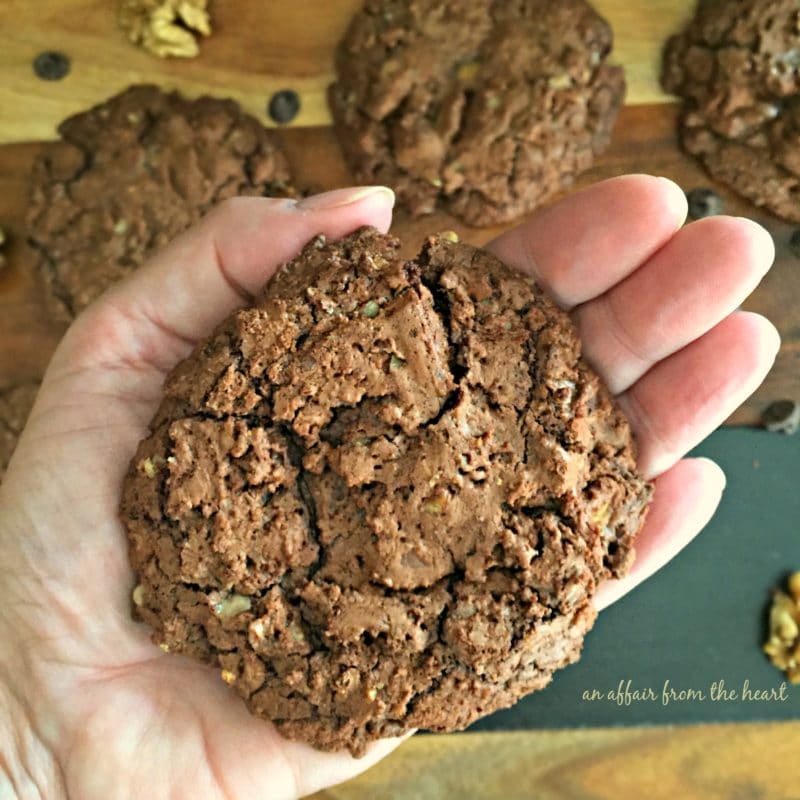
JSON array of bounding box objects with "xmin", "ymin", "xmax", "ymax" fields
[
  {"xmin": 663, "ymin": 0, "xmax": 800, "ymax": 222},
  {"xmin": 329, "ymin": 0, "xmax": 625, "ymax": 226},
  {"xmin": 26, "ymin": 85, "xmax": 296, "ymax": 321},
  {"xmin": 119, "ymin": 0, "xmax": 211, "ymax": 58},
  {"xmin": 120, "ymin": 227, "xmax": 652, "ymax": 756}
]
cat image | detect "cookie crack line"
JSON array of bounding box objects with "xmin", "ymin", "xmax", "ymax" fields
[{"xmin": 277, "ymin": 423, "xmax": 325, "ymax": 580}]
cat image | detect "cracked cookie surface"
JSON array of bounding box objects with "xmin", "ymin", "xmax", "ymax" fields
[
  {"xmin": 329, "ymin": 0, "xmax": 625, "ymax": 226},
  {"xmin": 121, "ymin": 228, "xmax": 652, "ymax": 755},
  {"xmin": 26, "ymin": 84, "xmax": 295, "ymax": 320},
  {"xmin": 663, "ymin": 0, "xmax": 800, "ymax": 221}
]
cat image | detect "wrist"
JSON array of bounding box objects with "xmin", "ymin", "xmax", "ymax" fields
[{"xmin": 0, "ymin": 509, "xmax": 66, "ymax": 798}]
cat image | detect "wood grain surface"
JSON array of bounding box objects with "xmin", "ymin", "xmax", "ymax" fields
[
  {"xmin": 0, "ymin": 0, "xmax": 694, "ymax": 143},
  {"xmin": 308, "ymin": 724, "xmax": 800, "ymax": 800},
  {"xmin": 1, "ymin": 103, "xmax": 797, "ymax": 424}
]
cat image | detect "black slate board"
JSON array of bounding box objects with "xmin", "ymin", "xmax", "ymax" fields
[{"xmin": 470, "ymin": 427, "xmax": 800, "ymax": 731}]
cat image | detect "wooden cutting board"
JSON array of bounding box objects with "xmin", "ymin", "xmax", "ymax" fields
[
  {"xmin": 307, "ymin": 724, "xmax": 800, "ymax": 800},
  {"xmin": 0, "ymin": 0, "xmax": 797, "ymax": 424}
]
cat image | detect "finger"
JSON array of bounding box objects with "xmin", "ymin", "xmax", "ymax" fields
[
  {"xmin": 58, "ymin": 187, "xmax": 395, "ymax": 375},
  {"xmin": 620, "ymin": 311, "xmax": 780, "ymax": 479},
  {"xmin": 595, "ymin": 457, "xmax": 726, "ymax": 610},
  {"xmin": 575, "ymin": 216, "xmax": 775, "ymax": 394},
  {"xmin": 486, "ymin": 175, "xmax": 688, "ymax": 308}
]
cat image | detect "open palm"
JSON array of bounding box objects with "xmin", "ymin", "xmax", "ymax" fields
[{"xmin": 0, "ymin": 177, "xmax": 778, "ymax": 799}]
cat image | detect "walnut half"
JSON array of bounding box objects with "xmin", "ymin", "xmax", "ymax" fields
[
  {"xmin": 118, "ymin": 0, "xmax": 212, "ymax": 59},
  {"xmin": 764, "ymin": 572, "xmax": 800, "ymax": 684}
]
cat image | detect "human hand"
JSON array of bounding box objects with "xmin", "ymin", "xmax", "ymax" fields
[{"xmin": 0, "ymin": 177, "xmax": 777, "ymax": 798}]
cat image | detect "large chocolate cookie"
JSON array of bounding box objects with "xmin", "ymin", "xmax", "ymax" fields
[
  {"xmin": 329, "ymin": 0, "xmax": 625, "ymax": 226},
  {"xmin": 27, "ymin": 85, "xmax": 295, "ymax": 320},
  {"xmin": 0, "ymin": 383, "xmax": 39, "ymax": 478},
  {"xmin": 121, "ymin": 228, "xmax": 652, "ymax": 755},
  {"xmin": 663, "ymin": 0, "xmax": 800, "ymax": 221}
]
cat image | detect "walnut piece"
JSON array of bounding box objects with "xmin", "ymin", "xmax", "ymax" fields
[
  {"xmin": 0, "ymin": 226, "xmax": 6, "ymax": 268},
  {"xmin": 212, "ymin": 592, "xmax": 252, "ymax": 620},
  {"xmin": 763, "ymin": 572, "xmax": 800, "ymax": 684},
  {"xmin": 118, "ymin": 0, "xmax": 212, "ymax": 59},
  {"xmin": 132, "ymin": 584, "xmax": 145, "ymax": 607},
  {"xmin": 220, "ymin": 669, "xmax": 236, "ymax": 685}
]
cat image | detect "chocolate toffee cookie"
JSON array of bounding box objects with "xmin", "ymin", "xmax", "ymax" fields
[
  {"xmin": 663, "ymin": 0, "xmax": 800, "ymax": 221},
  {"xmin": 27, "ymin": 85, "xmax": 295, "ymax": 321},
  {"xmin": 121, "ymin": 228, "xmax": 652, "ymax": 755},
  {"xmin": 329, "ymin": 0, "xmax": 625, "ymax": 226},
  {"xmin": 0, "ymin": 382, "xmax": 39, "ymax": 478}
]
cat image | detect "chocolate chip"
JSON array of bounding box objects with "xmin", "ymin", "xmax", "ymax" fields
[
  {"xmin": 268, "ymin": 90, "xmax": 300, "ymax": 125},
  {"xmin": 789, "ymin": 229, "xmax": 800, "ymax": 259},
  {"xmin": 762, "ymin": 400, "xmax": 800, "ymax": 435},
  {"xmin": 33, "ymin": 51, "xmax": 71, "ymax": 81},
  {"xmin": 686, "ymin": 188, "xmax": 723, "ymax": 219}
]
